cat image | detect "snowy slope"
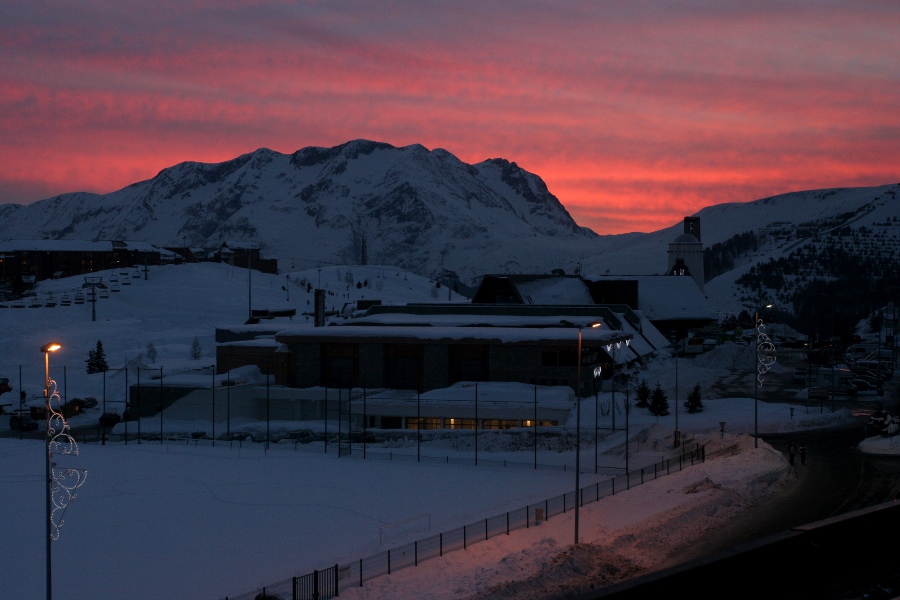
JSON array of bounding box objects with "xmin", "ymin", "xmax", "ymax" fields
[
  {"xmin": 0, "ymin": 262, "xmax": 460, "ymax": 396},
  {"xmin": 0, "ymin": 257, "xmax": 870, "ymax": 600}
]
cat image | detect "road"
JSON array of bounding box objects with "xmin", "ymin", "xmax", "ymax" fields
[{"xmin": 665, "ymin": 349, "xmax": 900, "ymax": 566}]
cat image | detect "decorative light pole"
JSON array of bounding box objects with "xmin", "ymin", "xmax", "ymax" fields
[
  {"xmin": 754, "ymin": 305, "xmax": 777, "ymax": 448},
  {"xmin": 42, "ymin": 342, "xmax": 87, "ymax": 600}
]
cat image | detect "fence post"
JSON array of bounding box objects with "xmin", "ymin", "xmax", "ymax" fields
[
  {"xmin": 440, "ymin": 532, "xmax": 443, "ymax": 556},
  {"xmin": 641, "ymin": 468, "xmax": 644, "ymax": 484},
  {"xmin": 334, "ymin": 565, "xmax": 339, "ymax": 597},
  {"xmin": 464, "ymin": 526, "xmax": 467, "ymax": 549},
  {"xmin": 415, "ymin": 541, "xmax": 418, "ymax": 566},
  {"xmin": 506, "ymin": 512, "xmax": 510, "ymax": 535},
  {"xmin": 388, "ymin": 550, "xmax": 391, "ymax": 574},
  {"xmin": 313, "ymin": 569, "xmax": 319, "ymax": 600},
  {"xmin": 527, "ymin": 506, "xmax": 530, "ymax": 528},
  {"xmin": 667, "ymin": 458, "xmax": 670, "ymax": 475},
  {"xmin": 359, "ymin": 559, "xmax": 363, "ymax": 587},
  {"xmin": 563, "ymin": 493, "xmax": 566, "ymax": 513},
  {"xmin": 545, "ymin": 499, "xmax": 549, "ymax": 519}
]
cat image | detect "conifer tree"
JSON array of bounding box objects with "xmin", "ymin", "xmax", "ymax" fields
[
  {"xmin": 146, "ymin": 342, "xmax": 158, "ymax": 363},
  {"xmin": 635, "ymin": 379, "xmax": 651, "ymax": 408},
  {"xmin": 684, "ymin": 383, "xmax": 704, "ymax": 413},
  {"xmin": 85, "ymin": 340, "xmax": 108, "ymax": 374},
  {"xmin": 189, "ymin": 337, "xmax": 202, "ymax": 360},
  {"xmin": 648, "ymin": 382, "xmax": 670, "ymax": 416}
]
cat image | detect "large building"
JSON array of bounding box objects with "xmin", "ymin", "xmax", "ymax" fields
[
  {"xmin": 216, "ymin": 303, "xmax": 673, "ymax": 395},
  {"xmin": 0, "ymin": 240, "xmax": 163, "ymax": 285}
]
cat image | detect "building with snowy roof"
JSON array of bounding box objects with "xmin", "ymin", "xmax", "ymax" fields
[
  {"xmin": 0, "ymin": 239, "xmax": 163, "ymax": 284},
  {"xmin": 472, "ymin": 273, "xmax": 714, "ymax": 340}
]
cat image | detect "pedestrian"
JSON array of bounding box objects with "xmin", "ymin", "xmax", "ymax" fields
[
  {"xmin": 788, "ymin": 443, "xmax": 797, "ymax": 465},
  {"xmin": 799, "ymin": 445, "xmax": 806, "ymax": 465}
]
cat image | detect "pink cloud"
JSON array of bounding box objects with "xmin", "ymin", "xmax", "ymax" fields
[{"xmin": 0, "ymin": 1, "xmax": 898, "ymax": 234}]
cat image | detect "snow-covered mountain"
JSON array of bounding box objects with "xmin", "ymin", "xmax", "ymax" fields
[
  {"xmin": 0, "ymin": 139, "xmax": 897, "ymax": 305},
  {"xmin": 0, "ymin": 140, "xmax": 598, "ymax": 283}
]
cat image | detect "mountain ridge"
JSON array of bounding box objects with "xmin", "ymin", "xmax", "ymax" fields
[{"xmin": 0, "ymin": 140, "xmax": 897, "ymax": 294}]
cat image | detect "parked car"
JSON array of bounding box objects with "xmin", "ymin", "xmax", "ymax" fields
[
  {"xmin": 99, "ymin": 412, "xmax": 121, "ymax": 427},
  {"xmin": 10, "ymin": 414, "xmax": 39, "ymax": 431}
]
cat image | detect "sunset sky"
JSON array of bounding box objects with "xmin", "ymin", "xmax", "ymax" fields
[{"xmin": 2, "ymin": 1, "xmax": 898, "ymax": 234}]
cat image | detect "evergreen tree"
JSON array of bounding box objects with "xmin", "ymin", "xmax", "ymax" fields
[
  {"xmin": 648, "ymin": 382, "xmax": 670, "ymax": 416},
  {"xmin": 189, "ymin": 337, "xmax": 202, "ymax": 360},
  {"xmin": 85, "ymin": 340, "xmax": 108, "ymax": 374},
  {"xmin": 635, "ymin": 379, "xmax": 651, "ymax": 408},
  {"xmin": 94, "ymin": 340, "xmax": 108, "ymax": 372},
  {"xmin": 684, "ymin": 383, "xmax": 704, "ymax": 414},
  {"xmin": 146, "ymin": 342, "xmax": 158, "ymax": 363}
]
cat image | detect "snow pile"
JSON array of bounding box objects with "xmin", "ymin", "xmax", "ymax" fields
[
  {"xmin": 691, "ymin": 342, "xmax": 754, "ymax": 370},
  {"xmin": 338, "ymin": 433, "xmax": 792, "ymax": 600}
]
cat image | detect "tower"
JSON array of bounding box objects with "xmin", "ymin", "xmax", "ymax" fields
[{"xmin": 667, "ymin": 217, "xmax": 705, "ymax": 292}]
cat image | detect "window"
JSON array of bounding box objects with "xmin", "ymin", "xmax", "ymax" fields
[
  {"xmin": 482, "ymin": 419, "xmax": 520, "ymax": 429},
  {"xmin": 407, "ymin": 418, "xmax": 441, "ymax": 430},
  {"xmin": 445, "ymin": 418, "xmax": 477, "ymax": 430}
]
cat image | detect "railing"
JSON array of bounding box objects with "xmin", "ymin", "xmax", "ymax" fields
[{"xmin": 218, "ymin": 441, "xmax": 705, "ymax": 600}]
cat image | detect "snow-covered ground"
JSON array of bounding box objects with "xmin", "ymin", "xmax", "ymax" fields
[{"xmin": 0, "ymin": 264, "xmax": 895, "ymax": 600}]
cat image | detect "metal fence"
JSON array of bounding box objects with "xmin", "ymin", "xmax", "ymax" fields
[{"xmin": 219, "ymin": 440, "xmax": 705, "ymax": 600}]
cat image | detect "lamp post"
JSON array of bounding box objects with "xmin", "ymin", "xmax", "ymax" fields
[
  {"xmin": 41, "ymin": 343, "xmax": 86, "ymax": 600},
  {"xmin": 42, "ymin": 342, "xmax": 60, "ymax": 600},
  {"xmin": 754, "ymin": 305, "xmax": 776, "ymax": 448},
  {"xmin": 561, "ymin": 320, "xmax": 601, "ymax": 546}
]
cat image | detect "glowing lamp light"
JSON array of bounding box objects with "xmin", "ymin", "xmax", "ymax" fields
[{"xmin": 41, "ymin": 343, "xmax": 62, "ymax": 353}]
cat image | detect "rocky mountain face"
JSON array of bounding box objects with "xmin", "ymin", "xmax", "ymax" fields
[
  {"xmin": 1, "ymin": 139, "xmax": 898, "ymax": 311},
  {"xmin": 0, "ymin": 140, "xmax": 596, "ymax": 283}
]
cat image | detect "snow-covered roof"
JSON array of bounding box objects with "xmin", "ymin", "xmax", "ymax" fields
[
  {"xmin": 119, "ymin": 241, "xmax": 160, "ymax": 251},
  {"xmin": 349, "ymin": 313, "xmax": 611, "ymax": 328},
  {"xmin": 586, "ymin": 275, "xmax": 713, "ymax": 321},
  {"xmin": 632, "ymin": 310, "xmax": 671, "ymax": 349},
  {"xmin": 516, "ymin": 278, "xmax": 593, "ymax": 305},
  {"xmin": 223, "ymin": 241, "xmax": 260, "ymax": 250},
  {"xmin": 275, "ymin": 325, "xmax": 631, "ymax": 345},
  {"xmin": 0, "ymin": 240, "xmax": 114, "ymax": 252},
  {"xmin": 670, "ymin": 233, "xmax": 700, "ymax": 244}
]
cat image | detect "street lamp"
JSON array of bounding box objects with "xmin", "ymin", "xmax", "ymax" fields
[
  {"xmin": 42, "ymin": 342, "xmax": 87, "ymax": 600},
  {"xmin": 561, "ymin": 320, "xmax": 601, "ymax": 546},
  {"xmin": 754, "ymin": 305, "xmax": 777, "ymax": 448},
  {"xmin": 42, "ymin": 342, "xmax": 60, "ymax": 600}
]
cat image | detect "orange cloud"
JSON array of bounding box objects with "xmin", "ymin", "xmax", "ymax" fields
[{"xmin": 1, "ymin": 1, "xmax": 898, "ymax": 234}]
